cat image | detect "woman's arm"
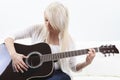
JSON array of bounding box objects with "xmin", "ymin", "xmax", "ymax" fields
[
  {"xmin": 4, "ymin": 37, "xmax": 28, "ymax": 73},
  {"xmin": 4, "ymin": 37, "xmax": 16, "ymax": 56}
]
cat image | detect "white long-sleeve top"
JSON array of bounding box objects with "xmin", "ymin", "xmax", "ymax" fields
[{"xmin": 10, "ymin": 24, "xmax": 78, "ymax": 77}]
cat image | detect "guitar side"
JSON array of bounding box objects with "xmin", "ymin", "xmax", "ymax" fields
[{"xmin": 0, "ymin": 43, "xmax": 54, "ymax": 80}]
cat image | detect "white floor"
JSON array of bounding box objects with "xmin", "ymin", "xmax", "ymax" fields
[{"xmin": 73, "ymin": 76, "xmax": 120, "ymax": 80}]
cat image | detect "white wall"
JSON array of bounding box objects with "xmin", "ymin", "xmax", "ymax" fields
[{"xmin": 0, "ymin": 0, "xmax": 120, "ymax": 42}]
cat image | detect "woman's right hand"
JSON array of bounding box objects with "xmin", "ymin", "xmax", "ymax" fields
[{"xmin": 11, "ymin": 53, "xmax": 28, "ymax": 73}]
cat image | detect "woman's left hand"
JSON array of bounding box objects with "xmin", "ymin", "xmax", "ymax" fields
[{"xmin": 85, "ymin": 49, "xmax": 96, "ymax": 65}]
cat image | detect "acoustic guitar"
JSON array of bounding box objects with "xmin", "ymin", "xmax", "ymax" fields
[{"xmin": 0, "ymin": 43, "xmax": 119, "ymax": 80}]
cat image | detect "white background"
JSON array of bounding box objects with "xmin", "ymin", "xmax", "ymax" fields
[
  {"xmin": 0, "ymin": 0, "xmax": 120, "ymax": 42},
  {"xmin": 0, "ymin": 0, "xmax": 120, "ymax": 79}
]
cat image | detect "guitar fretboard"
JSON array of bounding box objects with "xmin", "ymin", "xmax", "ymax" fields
[{"xmin": 41, "ymin": 47, "xmax": 99, "ymax": 62}]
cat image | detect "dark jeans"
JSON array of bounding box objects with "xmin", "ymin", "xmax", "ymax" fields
[
  {"xmin": 30, "ymin": 69, "xmax": 71, "ymax": 80},
  {"xmin": 47, "ymin": 69, "xmax": 71, "ymax": 80}
]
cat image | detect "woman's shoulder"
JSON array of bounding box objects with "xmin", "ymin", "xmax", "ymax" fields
[
  {"xmin": 32, "ymin": 24, "xmax": 45, "ymax": 29},
  {"xmin": 28, "ymin": 24, "xmax": 45, "ymax": 32}
]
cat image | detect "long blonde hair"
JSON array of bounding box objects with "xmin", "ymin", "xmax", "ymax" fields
[
  {"xmin": 44, "ymin": 3, "xmax": 75, "ymax": 76},
  {"xmin": 45, "ymin": 2, "xmax": 73, "ymax": 52}
]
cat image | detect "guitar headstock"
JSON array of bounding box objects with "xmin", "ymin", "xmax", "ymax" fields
[{"xmin": 99, "ymin": 45, "xmax": 119, "ymax": 57}]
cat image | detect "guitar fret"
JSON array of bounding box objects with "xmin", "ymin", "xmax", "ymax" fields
[
  {"xmin": 53, "ymin": 54, "xmax": 56, "ymax": 61},
  {"xmin": 56, "ymin": 55, "xmax": 59, "ymax": 59},
  {"xmin": 53, "ymin": 54, "xmax": 55, "ymax": 61},
  {"xmin": 65, "ymin": 52, "xmax": 68, "ymax": 58},
  {"xmin": 75, "ymin": 51, "xmax": 77, "ymax": 56},
  {"xmin": 63, "ymin": 52, "xmax": 65, "ymax": 58},
  {"xmin": 62, "ymin": 52, "xmax": 64, "ymax": 58},
  {"xmin": 70, "ymin": 51, "xmax": 72, "ymax": 57}
]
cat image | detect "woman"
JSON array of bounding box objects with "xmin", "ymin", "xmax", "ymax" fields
[{"xmin": 4, "ymin": 2, "xmax": 95, "ymax": 80}]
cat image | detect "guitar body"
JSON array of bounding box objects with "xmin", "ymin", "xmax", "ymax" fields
[{"xmin": 0, "ymin": 43, "xmax": 54, "ymax": 80}]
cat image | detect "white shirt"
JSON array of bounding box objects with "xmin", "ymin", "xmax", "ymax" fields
[
  {"xmin": 9, "ymin": 24, "xmax": 78, "ymax": 76},
  {"xmin": 49, "ymin": 44, "xmax": 60, "ymax": 70}
]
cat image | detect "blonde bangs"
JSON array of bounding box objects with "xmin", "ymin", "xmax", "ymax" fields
[{"xmin": 45, "ymin": 2, "xmax": 71, "ymax": 52}]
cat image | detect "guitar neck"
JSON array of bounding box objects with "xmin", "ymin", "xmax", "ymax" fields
[{"xmin": 41, "ymin": 47, "xmax": 99, "ymax": 62}]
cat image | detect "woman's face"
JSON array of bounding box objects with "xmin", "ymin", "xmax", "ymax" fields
[
  {"xmin": 44, "ymin": 13, "xmax": 53, "ymax": 32},
  {"xmin": 44, "ymin": 12, "xmax": 60, "ymax": 33}
]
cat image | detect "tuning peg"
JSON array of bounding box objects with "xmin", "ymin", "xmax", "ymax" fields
[
  {"xmin": 104, "ymin": 54, "xmax": 107, "ymax": 57},
  {"xmin": 112, "ymin": 50, "xmax": 114, "ymax": 53},
  {"xmin": 113, "ymin": 53, "xmax": 114, "ymax": 56}
]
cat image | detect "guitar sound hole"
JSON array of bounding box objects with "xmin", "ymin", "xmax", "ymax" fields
[
  {"xmin": 25, "ymin": 51, "xmax": 42, "ymax": 69},
  {"xmin": 28, "ymin": 54, "xmax": 40, "ymax": 67}
]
